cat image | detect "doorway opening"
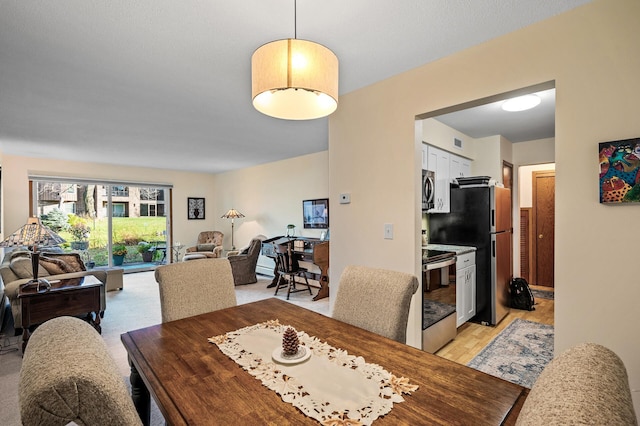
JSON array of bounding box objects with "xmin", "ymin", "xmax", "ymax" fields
[{"xmin": 416, "ymin": 81, "xmax": 556, "ymax": 365}]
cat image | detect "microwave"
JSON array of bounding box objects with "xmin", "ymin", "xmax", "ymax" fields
[{"xmin": 422, "ymin": 169, "xmax": 435, "ymax": 211}]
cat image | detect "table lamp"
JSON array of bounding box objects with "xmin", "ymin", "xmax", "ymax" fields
[
  {"xmin": 0, "ymin": 217, "xmax": 66, "ymax": 291},
  {"xmin": 221, "ymin": 209, "xmax": 245, "ymax": 250}
]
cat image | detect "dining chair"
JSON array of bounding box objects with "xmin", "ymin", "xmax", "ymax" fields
[
  {"xmin": 332, "ymin": 265, "xmax": 419, "ymax": 343},
  {"xmin": 19, "ymin": 316, "xmax": 142, "ymax": 426},
  {"xmin": 273, "ymin": 241, "xmax": 313, "ymax": 300},
  {"xmin": 155, "ymin": 258, "xmax": 237, "ymax": 322}
]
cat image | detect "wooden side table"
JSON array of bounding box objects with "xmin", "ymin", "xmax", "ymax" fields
[{"xmin": 18, "ymin": 275, "xmax": 104, "ymax": 352}]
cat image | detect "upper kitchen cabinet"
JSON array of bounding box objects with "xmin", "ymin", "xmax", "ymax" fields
[
  {"xmin": 450, "ymin": 155, "xmax": 471, "ymax": 178},
  {"xmin": 424, "ymin": 144, "xmax": 451, "ymax": 213}
]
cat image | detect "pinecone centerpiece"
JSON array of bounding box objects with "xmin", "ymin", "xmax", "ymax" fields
[{"xmin": 282, "ymin": 327, "xmax": 300, "ymax": 356}]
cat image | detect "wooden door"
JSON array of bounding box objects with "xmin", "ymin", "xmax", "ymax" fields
[{"xmin": 531, "ymin": 170, "xmax": 555, "ymax": 287}]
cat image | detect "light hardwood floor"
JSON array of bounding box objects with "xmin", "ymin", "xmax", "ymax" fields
[{"xmin": 434, "ymin": 284, "xmax": 554, "ymax": 365}]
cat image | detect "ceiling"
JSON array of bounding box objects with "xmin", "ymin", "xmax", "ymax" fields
[
  {"xmin": 435, "ymin": 88, "xmax": 556, "ymax": 143},
  {"xmin": 0, "ymin": 1, "xmax": 589, "ymax": 174}
]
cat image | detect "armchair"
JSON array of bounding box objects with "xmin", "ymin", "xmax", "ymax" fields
[
  {"xmin": 184, "ymin": 231, "xmax": 224, "ymax": 258},
  {"xmin": 228, "ymin": 236, "xmax": 266, "ymax": 285}
]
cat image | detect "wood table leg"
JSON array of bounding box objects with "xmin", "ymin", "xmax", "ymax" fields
[
  {"xmin": 267, "ymin": 265, "xmax": 280, "ymax": 288},
  {"xmin": 312, "ymin": 268, "xmax": 330, "ymax": 301},
  {"xmin": 130, "ymin": 361, "xmax": 150, "ymax": 426},
  {"xmin": 22, "ymin": 327, "xmax": 30, "ymax": 352}
]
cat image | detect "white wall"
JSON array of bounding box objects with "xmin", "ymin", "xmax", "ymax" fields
[
  {"xmin": 211, "ymin": 151, "xmax": 329, "ymax": 274},
  {"xmin": 421, "ymin": 118, "xmax": 474, "ymax": 160},
  {"xmin": 0, "ymin": 151, "xmax": 329, "ymax": 275},
  {"xmin": 328, "ymin": 0, "xmax": 640, "ymax": 414},
  {"xmin": 0, "ymin": 154, "xmax": 218, "ymax": 250}
]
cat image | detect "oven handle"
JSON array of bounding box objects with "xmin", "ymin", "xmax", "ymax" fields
[{"xmin": 423, "ymin": 256, "xmax": 456, "ymax": 271}]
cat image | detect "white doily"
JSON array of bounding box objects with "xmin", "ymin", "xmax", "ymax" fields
[{"xmin": 208, "ymin": 320, "xmax": 418, "ymax": 425}]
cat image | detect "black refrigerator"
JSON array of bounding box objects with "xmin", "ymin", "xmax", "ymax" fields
[{"xmin": 428, "ymin": 184, "xmax": 512, "ymax": 326}]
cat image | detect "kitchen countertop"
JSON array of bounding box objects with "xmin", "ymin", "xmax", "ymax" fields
[{"xmin": 424, "ymin": 244, "xmax": 476, "ymax": 255}]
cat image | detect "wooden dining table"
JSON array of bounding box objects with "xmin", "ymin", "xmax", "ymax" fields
[{"xmin": 121, "ymin": 298, "xmax": 527, "ymax": 425}]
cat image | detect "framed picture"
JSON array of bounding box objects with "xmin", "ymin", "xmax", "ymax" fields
[
  {"xmin": 188, "ymin": 197, "xmax": 205, "ymax": 219},
  {"xmin": 303, "ymin": 198, "xmax": 329, "ymax": 229},
  {"xmin": 599, "ymin": 138, "xmax": 640, "ymax": 203}
]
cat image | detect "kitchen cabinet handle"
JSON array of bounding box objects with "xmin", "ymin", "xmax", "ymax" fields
[{"xmin": 538, "ymin": 234, "xmax": 543, "ymax": 239}]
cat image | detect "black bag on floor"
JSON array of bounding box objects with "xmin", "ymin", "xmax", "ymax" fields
[{"xmin": 510, "ymin": 277, "xmax": 535, "ymax": 311}]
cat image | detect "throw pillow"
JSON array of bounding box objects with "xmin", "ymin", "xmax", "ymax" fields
[
  {"xmin": 42, "ymin": 253, "xmax": 86, "ymax": 272},
  {"xmin": 9, "ymin": 257, "xmax": 50, "ymax": 279},
  {"xmin": 39, "ymin": 256, "xmax": 73, "ymax": 275},
  {"xmin": 197, "ymin": 243, "xmax": 216, "ymax": 252}
]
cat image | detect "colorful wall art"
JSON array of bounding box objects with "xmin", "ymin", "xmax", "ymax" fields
[{"xmin": 599, "ymin": 137, "xmax": 640, "ymax": 203}]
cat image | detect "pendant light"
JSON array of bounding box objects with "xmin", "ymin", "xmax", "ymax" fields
[{"xmin": 251, "ymin": 0, "xmax": 338, "ymax": 120}]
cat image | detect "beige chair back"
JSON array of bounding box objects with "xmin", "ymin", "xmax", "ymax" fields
[
  {"xmin": 516, "ymin": 342, "xmax": 637, "ymax": 425},
  {"xmin": 155, "ymin": 258, "xmax": 237, "ymax": 322},
  {"xmin": 197, "ymin": 231, "xmax": 223, "ymax": 246},
  {"xmin": 19, "ymin": 316, "xmax": 142, "ymax": 426},
  {"xmin": 332, "ymin": 265, "xmax": 419, "ymax": 343}
]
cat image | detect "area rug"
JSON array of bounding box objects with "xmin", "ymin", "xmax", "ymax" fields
[
  {"xmin": 423, "ymin": 299, "xmax": 456, "ymax": 329},
  {"xmin": 531, "ymin": 289, "xmax": 554, "ymax": 300},
  {"xmin": 467, "ymin": 318, "xmax": 554, "ymax": 388}
]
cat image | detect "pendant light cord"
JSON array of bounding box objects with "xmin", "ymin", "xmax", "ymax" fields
[{"xmin": 294, "ymin": 0, "xmax": 297, "ymax": 39}]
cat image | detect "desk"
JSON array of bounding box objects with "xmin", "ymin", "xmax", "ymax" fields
[
  {"xmin": 261, "ymin": 237, "xmax": 329, "ymax": 300},
  {"xmin": 121, "ymin": 298, "xmax": 527, "ymax": 425},
  {"xmin": 18, "ymin": 275, "xmax": 103, "ymax": 351}
]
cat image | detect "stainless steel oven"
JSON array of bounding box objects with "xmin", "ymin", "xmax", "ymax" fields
[{"xmin": 422, "ymin": 169, "xmax": 435, "ymax": 211}]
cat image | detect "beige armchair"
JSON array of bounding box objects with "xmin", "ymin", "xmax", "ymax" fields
[{"xmin": 184, "ymin": 231, "xmax": 224, "ymax": 258}]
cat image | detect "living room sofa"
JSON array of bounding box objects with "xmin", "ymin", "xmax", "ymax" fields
[
  {"xmin": 0, "ymin": 250, "xmax": 107, "ymax": 330},
  {"xmin": 516, "ymin": 342, "xmax": 637, "ymax": 425}
]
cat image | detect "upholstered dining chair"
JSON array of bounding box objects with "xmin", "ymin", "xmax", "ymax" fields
[
  {"xmin": 273, "ymin": 241, "xmax": 313, "ymax": 300},
  {"xmin": 155, "ymin": 258, "xmax": 237, "ymax": 322},
  {"xmin": 19, "ymin": 316, "xmax": 142, "ymax": 426},
  {"xmin": 332, "ymin": 265, "xmax": 419, "ymax": 344}
]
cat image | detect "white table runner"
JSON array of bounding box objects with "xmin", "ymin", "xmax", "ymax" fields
[{"xmin": 208, "ymin": 320, "xmax": 418, "ymax": 425}]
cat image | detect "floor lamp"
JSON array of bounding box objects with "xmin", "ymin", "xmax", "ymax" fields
[
  {"xmin": 221, "ymin": 209, "xmax": 245, "ymax": 250},
  {"xmin": 0, "ymin": 217, "xmax": 66, "ymax": 291}
]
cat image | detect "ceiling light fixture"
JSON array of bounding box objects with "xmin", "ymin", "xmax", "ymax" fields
[
  {"xmin": 501, "ymin": 94, "xmax": 541, "ymax": 112},
  {"xmin": 251, "ymin": 0, "xmax": 339, "ymax": 120}
]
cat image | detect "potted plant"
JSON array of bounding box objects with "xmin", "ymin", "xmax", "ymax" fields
[
  {"xmin": 112, "ymin": 243, "xmax": 127, "ymax": 266},
  {"xmin": 69, "ymin": 221, "xmax": 90, "ymax": 250},
  {"xmin": 137, "ymin": 242, "xmax": 155, "ymax": 262}
]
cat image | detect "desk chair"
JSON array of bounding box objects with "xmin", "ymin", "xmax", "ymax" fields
[
  {"xmin": 332, "ymin": 265, "xmax": 419, "ymax": 343},
  {"xmin": 155, "ymin": 258, "xmax": 237, "ymax": 322},
  {"xmin": 273, "ymin": 241, "xmax": 312, "ymax": 300}
]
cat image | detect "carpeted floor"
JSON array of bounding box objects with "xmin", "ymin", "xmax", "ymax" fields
[
  {"xmin": 467, "ymin": 318, "xmax": 554, "ymax": 389},
  {"xmin": 0, "ymin": 271, "xmax": 329, "ymax": 425}
]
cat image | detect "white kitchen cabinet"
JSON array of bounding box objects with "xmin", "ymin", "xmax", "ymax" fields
[
  {"xmin": 455, "ymin": 251, "xmax": 476, "ymax": 327},
  {"xmin": 421, "ymin": 143, "xmax": 429, "ymax": 169},
  {"xmin": 425, "ymin": 145, "xmax": 450, "ymax": 213},
  {"xmin": 450, "ymin": 155, "xmax": 471, "ymax": 178}
]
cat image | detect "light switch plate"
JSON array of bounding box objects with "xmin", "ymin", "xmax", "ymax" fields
[
  {"xmin": 339, "ymin": 193, "xmax": 351, "ymax": 204},
  {"xmin": 384, "ymin": 223, "xmax": 393, "ymax": 239}
]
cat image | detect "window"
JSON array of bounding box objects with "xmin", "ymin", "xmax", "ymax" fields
[{"xmin": 31, "ymin": 177, "xmax": 172, "ymax": 268}]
